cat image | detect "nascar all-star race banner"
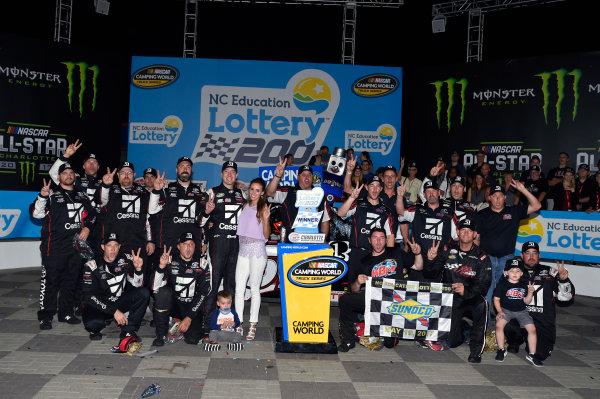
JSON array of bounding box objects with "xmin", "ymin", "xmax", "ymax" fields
[
  {"xmin": 403, "ymin": 52, "xmax": 600, "ymax": 182},
  {"xmin": 0, "ymin": 34, "xmax": 123, "ymax": 238},
  {"xmin": 127, "ymin": 57, "xmax": 402, "ymax": 190},
  {"xmin": 516, "ymin": 211, "xmax": 600, "ymax": 263},
  {"xmin": 365, "ymin": 278, "xmax": 453, "ymax": 341}
]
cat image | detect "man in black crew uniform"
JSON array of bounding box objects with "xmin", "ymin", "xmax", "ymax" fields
[
  {"xmin": 30, "ymin": 163, "xmax": 97, "ymax": 329},
  {"xmin": 504, "ymin": 241, "xmax": 575, "ymax": 361},
  {"xmin": 202, "ymin": 161, "xmax": 246, "ymax": 338},
  {"xmin": 424, "ymin": 218, "xmax": 492, "ymax": 363},
  {"xmin": 265, "ymin": 157, "xmax": 330, "ymax": 240},
  {"xmin": 442, "ymin": 176, "xmax": 475, "ymax": 224},
  {"xmin": 82, "ymin": 233, "xmax": 148, "ymax": 344},
  {"xmin": 149, "ymin": 156, "xmax": 208, "ymax": 258},
  {"xmin": 152, "ymin": 232, "xmax": 211, "ymax": 346},
  {"xmin": 337, "ymin": 228, "xmax": 423, "ymax": 352}
]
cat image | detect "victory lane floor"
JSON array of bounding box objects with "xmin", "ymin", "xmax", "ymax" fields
[{"xmin": 0, "ymin": 267, "xmax": 599, "ymax": 399}]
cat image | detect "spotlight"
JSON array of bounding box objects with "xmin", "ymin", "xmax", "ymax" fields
[{"xmin": 432, "ymin": 15, "xmax": 446, "ymax": 33}]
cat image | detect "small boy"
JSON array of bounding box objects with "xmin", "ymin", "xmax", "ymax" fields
[
  {"xmin": 204, "ymin": 290, "xmax": 243, "ymax": 351},
  {"xmin": 493, "ymin": 258, "xmax": 542, "ymax": 367}
]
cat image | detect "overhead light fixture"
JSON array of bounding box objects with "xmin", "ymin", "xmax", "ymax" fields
[
  {"xmin": 94, "ymin": 0, "xmax": 110, "ymax": 15},
  {"xmin": 432, "ymin": 15, "xmax": 446, "ymax": 33}
]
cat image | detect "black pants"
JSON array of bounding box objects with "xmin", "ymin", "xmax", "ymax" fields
[
  {"xmin": 504, "ymin": 318, "xmax": 555, "ymax": 360},
  {"xmin": 203, "ymin": 237, "xmax": 239, "ymax": 328},
  {"xmin": 448, "ymin": 295, "xmax": 488, "ymax": 356},
  {"xmin": 153, "ymin": 286, "xmax": 204, "ymax": 344},
  {"xmin": 38, "ymin": 252, "xmax": 82, "ymax": 321},
  {"xmin": 82, "ymin": 287, "xmax": 149, "ymax": 337},
  {"xmin": 338, "ymin": 292, "xmax": 397, "ymax": 348}
]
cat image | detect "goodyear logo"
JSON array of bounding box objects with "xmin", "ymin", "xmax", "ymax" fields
[
  {"xmin": 431, "ymin": 77, "xmax": 468, "ymax": 132},
  {"xmin": 62, "ymin": 62, "xmax": 99, "ymax": 117},
  {"xmin": 288, "ymin": 256, "xmax": 346, "ymax": 288},
  {"xmin": 131, "ymin": 65, "xmax": 179, "ymax": 89},
  {"xmin": 352, "ymin": 74, "xmax": 399, "ymax": 97},
  {"xmin": 535, "ymin": 68, "xmax": 581, "ymax": 129}
]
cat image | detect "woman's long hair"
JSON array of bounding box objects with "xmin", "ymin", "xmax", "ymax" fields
[{"xmin": 249, "ymin": 177, "xmax": 267, "ymax": 223}]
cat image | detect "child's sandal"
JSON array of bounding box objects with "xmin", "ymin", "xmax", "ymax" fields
[{"xmin": 246, "ymin": 322, "xmax": 257, "ymax": 341}]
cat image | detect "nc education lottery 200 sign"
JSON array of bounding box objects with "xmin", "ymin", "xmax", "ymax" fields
[{"xmin": 127, "ymin": 58, "xmax": 402, "ymax": 189}]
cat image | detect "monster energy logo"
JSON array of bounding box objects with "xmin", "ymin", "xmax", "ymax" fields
[
  {"xmin": 431, "ymin": 78, "xmax": 468, "ymax": 132},
  {"xmin": 62, "ymin": 62, "xmax": 99, "ymax": 117},
  {"xmin": 535, "ymin": 68, "xmax": 581, "ymax": 129},
  {"xmin": 19, "ymin": 161, "xmax": 36, "ymax": 185}
]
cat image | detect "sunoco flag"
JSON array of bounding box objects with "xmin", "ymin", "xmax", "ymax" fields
[{"xmin": 365, "ymin": 278, "xmax": 454, "ymax": 341}]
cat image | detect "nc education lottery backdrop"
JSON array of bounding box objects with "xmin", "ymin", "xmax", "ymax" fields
[
  {"xmin": 403, "ymin": 52, "xmax": 600, "ymax": 181},
  {"xmin": 127, "ymin": 57, "xmax": 403, "ymax": 189},
  {"xmin": 0, "ymin": 33, "xmax": 123, "ymax": 239}
]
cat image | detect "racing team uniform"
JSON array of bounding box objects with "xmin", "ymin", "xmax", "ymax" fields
[
  {"xmin": 344, "ymin": 198, "xmax": 394, "ymax": 251},
  {"xmin": 81, "ymin": 253, "xmax": 148, "ymax": 337},
  {"xmin": 339, "ymin": 247, "xmax": 414, "ymax": 348},
  {"xmin": 424, "ymin": 242, "xmax": 492, "ymax": 356},
  {"xmin": 30, "ymin": 186, "xmax": 97, "ymax": 323},
  {"xmin": 442, "ymin": 197, "xmax": 475, "ymax": 225},
  {"xmin": 504, "ymin": 263, "xmax": 575, "ymax": 360},
  {"xmin": 152, "ymin": 255, "xmax": 211, "ymax": 344},
  {"xmin": 202, "ymin": 183, "xmax": 245, "ymax": 330}
]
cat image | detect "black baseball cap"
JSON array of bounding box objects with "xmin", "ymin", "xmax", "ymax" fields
[
  {"xmin": 367, "ymin": 175, "xmax": 382, "ymax": 185},
  {"xmin": 102, "ymin": 232, "xmax": 120, "ymax": 245},
  {"xmin": 422, "ymin": 180, "xmax": 438, "ymax": 191},
  {"xmin": 564, "ymin": 166, "xmax": 575, "ymax": 174},
  {"xmin": 177, "ymin": 156, "xmax": 193, "ymax": 166},
  {"xmin": 118, "ymin": 161, "xmax": 134, "ymax": 172},
  {"xmin": 578, "ymin": 163, "xmax": 590, "ymax": 171},
  {"xmin": 178, "ymin": 232, "xmax": 195, "ymax": 243},
  {"xmin": 298, "ymin": 165, "xmax": 313, "ymax": 175},
  {"xmin": 222, "ymin": 161, "xmax": 237, "ymax": 172},
  {"xmin": 383, "ymin": 165, "xmax": 397, "ymax": 174},
  {"xmin": 407, "ymin": 162, "xmax": 417, "ymax": 170},
  {"xmin": 451, "ymin": 150, "xmax": 459, "ymax": 156},
  {"xmin": 58, "ymin": 163, "xmax": 74, "ymax": 174},
  {"xmin": 504, "ymin": 258, "xmax": 525, "ymax": 272},
  {"xmin": 458, "ymin": 218, "xmax": 476, "ymax": 231},
  {"xmin": 522, "ymin": 241, "xmax": 539, "ymax": 252},
  {"xmin": 144, "ymin": 167, "xmax": 157, "ymax": 177},
  {"xmin": 489, "ymin": 185, "xmax": 504, "ymax": 195},
  {"xmin": 450, "ymin": 175, "xmax": 466, "ymax": 186},
  {"xmin": 84, "ymin": 153, "xmax": 97, "ymax": 163},
  {"xmin": 530, "ymin": 165, "xmax": 541, "ymax": 172}
]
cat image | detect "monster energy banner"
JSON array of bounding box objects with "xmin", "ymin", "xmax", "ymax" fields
[
  {"xmin": 403, "ymin": 52, "xmax": 600, "ymax": 183},
  {"xmin": 0, "ymin": 33, "xmax": 123, "ymax": 238}
]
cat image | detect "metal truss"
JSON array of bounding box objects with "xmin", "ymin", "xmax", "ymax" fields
[
  {"xmin": 53, "ymin": 0, "xmax": 73, "ymax": 44},
  {"xmin": 183, "ymin": 0, "xmax": 199, "ymax": 58}
]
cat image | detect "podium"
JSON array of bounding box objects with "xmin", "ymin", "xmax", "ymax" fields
[{"xmin": 274, "ymin": 243, "xmax": 347, "ymax": 354}]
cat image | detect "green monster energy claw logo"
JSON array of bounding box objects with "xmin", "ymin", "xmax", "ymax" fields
[
  {"xmin": 62, "ymin": 62, "xmax": 100, "ymax": 117},
  {"xmin": 431, "ymin": 78, "xmax": 468, "ymax": 132},
  {"xmin": 19, "ymin": 161, "xmax": 36, "ymax": 185},
  {"xmin": 535, "ymin": 68, "xmax": 581, "ymax": 129}
]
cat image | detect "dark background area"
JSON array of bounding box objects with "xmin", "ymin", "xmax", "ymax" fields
[{"xmin": 1, "ymin": 0, "xmax": 597, "ymax": 158}]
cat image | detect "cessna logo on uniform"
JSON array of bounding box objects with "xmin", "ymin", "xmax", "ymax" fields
[
  {"xmin": 421, "ymin": 217, "xmax": 443, "ymax": 240},
  {"xmin": 120, "ymin": 194, "xmax": 140, "ymax": 216},
  {"xmin": 360, "ymin": 212, "xmax": 382, "ymax": 234},
  {"xmin": 220, "ymin": 204, "xmax": 242, "ymax": 230},
  {"xmin": 178, "ymin": 199, "xmax": 195, "ymax": 217},
  {"xmin": 67, "ymin": 203, "xmax": 84, "ymax": 222}
]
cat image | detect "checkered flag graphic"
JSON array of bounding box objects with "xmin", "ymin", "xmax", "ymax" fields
[{"xmin": 193, "ymin": 134, "xmax": 240, "ymax": 161}]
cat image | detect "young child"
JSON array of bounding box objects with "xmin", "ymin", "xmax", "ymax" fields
[
  {"xmin": 493, "ymin": 258, "xmax": 542, "ymax": 366},
  {"xmin": 204, "ymin": 290, "xmax": 243, "ymax": 351}
]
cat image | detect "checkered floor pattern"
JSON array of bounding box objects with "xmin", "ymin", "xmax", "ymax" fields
[{"xmin": 0, "ymin": 267, "xmax": 599, "ymax": 398}]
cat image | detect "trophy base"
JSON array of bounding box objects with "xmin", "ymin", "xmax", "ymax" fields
[
  {"xmin": 273, "ymin": 327, "xmax": 338, "ymax": 354},
  {"xmin": 287, "ymin": 232, "xmax": 326, "ymax": 244}
]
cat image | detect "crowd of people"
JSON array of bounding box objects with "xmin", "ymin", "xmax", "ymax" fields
[{"xmin": 29, "ymin": 139, "xmax": 584, "ymax": 364}]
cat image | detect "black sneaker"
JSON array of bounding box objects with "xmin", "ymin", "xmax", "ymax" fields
[
  {"xmin": 468, "ymin": 354, "xmax": 482, "ymax": 363},
  {"xmin": 526, "ymin": 353, "xmax": 544, "ymax": 367},
  {"xmin": 73, "ymin": 306, "xmax": 82, "ymax": 317},
  {"xmin": 337, "ymin": 341, "xmax": 355, "ymax": 352},
  {"xmin": 414, "ymin": 340, "xmax": 429, "ymax": 349},
  {"xmin": 89, "ymin": 332, "xmax": 103, "ymax": 341},
  {"xmin": 58, "ymin": 314, "xmax": 81, "ymax": 324},
  {"xmin": 495, "ymin": 348, "xmax": 507, "ymax": 362},
  {"xmin": 184, "ymin": 336, "xmax": 199, "ymax": 345},
  {"xmin": 152, "ymin": 336, "xmax": 166, "ymax": 347},
  {"xmin": 39, "ymin": 320, "xmax": 52, "ymax": 330},
  {"xmin": 507, "ymin": 345, "xmax": 519, "ymax": 354}
]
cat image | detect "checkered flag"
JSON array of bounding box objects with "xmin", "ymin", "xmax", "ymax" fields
[
  {"xmin": 193, "ymin": 134, "xmax": 240, "ymax": 161},
  {"xmin": 365, "ymin": 277, "xmax": 454, "ymax": 342}
]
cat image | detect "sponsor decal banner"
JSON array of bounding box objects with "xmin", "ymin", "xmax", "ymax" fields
[
  {"xmin": 278, "ymin": 244, "xmax": 347, "ymax": 343},
  {"xmin": 0, "ymin": 191, "xmax": 43, "ymax": 238},
  {"xmin": 515, "ymin": 211, "xmax": 600, "ymax": 263},
  {"xmin": 365, "ymin": 278, "xmax": 454, "ymax": 341},
  {"xmin": 128, "ymin": 57, "xmax": 402, "ymax": 190},
  {"xmin": 404, "ymin": 53, "xmax": 600, "ymax": 183}
]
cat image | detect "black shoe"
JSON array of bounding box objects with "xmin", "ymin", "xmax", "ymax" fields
[
  {"xmin": 184, "ymin": 336, "xmax": 199, "ymax": 345},
  {"xmin": 495, "ymin": 348, "xmax": 507, "ymax": 362},
  {"xmin": 152, "ymin": 336, "xmax": 166, "ymax": 347},
  {"xmin": 58, "ymin": 314, "xmax": 81, "ymax": 324},
  {"xmin": 507, "ymin": 345, "xmax": 519, "ymax": 354},
  {"xmin": 526, "ymin": 353, "xmax": 544, "ymax": 367},
  {"xmin": 39, "ymin": 320, "xmax": 52, "ymax": 330},
  {"xmin": 139, "ymin": 319, "xmax": 147, "ymax": 326},
  {"xmin": 468, "ymin": 354, "xmax": 482, "ymax": 363},
  {"xmin": 89, "ymin": 332, "xmax": 103, "ymax": 341},
  {"xmin": 149, "ymin": 319, "xmax": 155, "ymax": 327},
  {"xmin": 73, "ymin": 306, "xmax": 82, "ymax": 317},
  {"xmin": 121, "ymin": 331, "xmax": 142, "ymax": 343},
  {"xmin": 337, "ymin": 341, "xmax": 355, "ymax": 352}
]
